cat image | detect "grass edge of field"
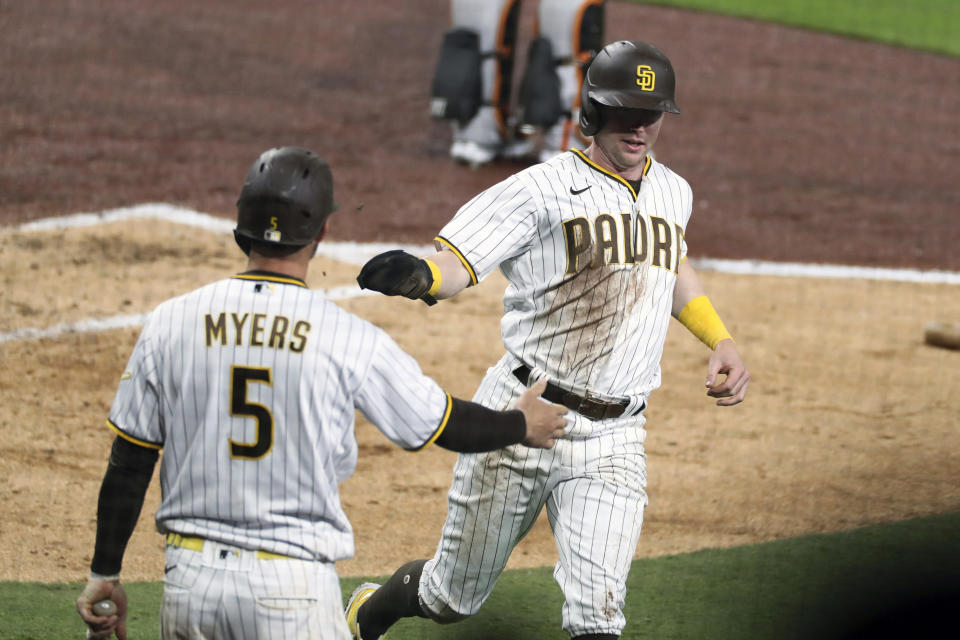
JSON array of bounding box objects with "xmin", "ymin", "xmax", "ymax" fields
[
  {"xmin": 628, "ymin": 0, "xmax": 960, "ymax": 57},
  {"xmin": 2, "ymin": 511, "xmax": 957, "ymax": 639}
]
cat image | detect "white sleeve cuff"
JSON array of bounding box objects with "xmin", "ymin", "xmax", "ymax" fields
[{"xmin": 89, "ymin": 571, "xmax": 120, "ymax": 582}]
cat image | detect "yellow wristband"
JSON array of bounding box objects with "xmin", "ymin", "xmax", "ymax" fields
[
  {"xmin": 677, "ymin": 295, "xmax": 733, "ymax": 350},
  {"xmin": 424, "ymin": 259, "xmax": 442, "ymax": 297}
]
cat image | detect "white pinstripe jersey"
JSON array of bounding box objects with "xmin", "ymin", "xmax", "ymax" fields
[
  {"xmin": 437, "ymin": 149, "xmax": 692, "ymax": 405},
  {"xmin": 107, "ymin": 272, "xmax": 452, "ymax": 563}
]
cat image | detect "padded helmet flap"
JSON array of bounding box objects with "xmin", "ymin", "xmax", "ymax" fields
[
  {"xmin": 430, "ymin": 28, "xmax": 484, "ymax": 124},
  {"xmin": 517, "ymin": 36, "xmax": 563, "ymax": 127}
]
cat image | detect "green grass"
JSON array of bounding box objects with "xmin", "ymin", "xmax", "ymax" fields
[
  {"xmin": 628, "ymin": 0, "xmax": 960, "ymax": 56},
  {"xmin": 5, "ymin": 512, "xmax": 957, "ymax": 639}
]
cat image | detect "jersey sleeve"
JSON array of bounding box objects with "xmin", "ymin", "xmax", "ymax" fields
[
  {"xmin": 354, "ymin": 329, "xmax": 452, "ymax": 451},
  {"xmin": 106, "ymin": 313, "xmax": 164, "ymax": 449},
  {"xmin": 434, "ymin": 173, "xmax": 540, "ymax": 284}
]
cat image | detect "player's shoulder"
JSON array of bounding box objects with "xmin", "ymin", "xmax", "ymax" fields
[
  {"xmin": 532, "ymin": 149, "xmax": 580, "ymax": 174},
  {"xmin": 192, "ymin": 277, "xmax": 386, "ymax": 346},
  {"xmin": 132, "ymin": 278, "xmax": 228, "ymax": 340},
  {"xmin": 151, "ymin": 278, "xmax": 228, "ymax": 313},
  {"xmin": 310, "ymin": 300, "xmax": 400, "ymax": 371},
  {"xmin": 292, "ymin": 291, "xmax": 389, "ymax": 346},
  {"xmin": 646, "ymin": 155, "xmax": 691, "ymax": 192},
  {"xmin": 162, "ymin": 276, "xmax": 241, "ymax": 306},
  {"xmin": 510, "ymin": 149, "xmax": 581, "ymax": 189}
]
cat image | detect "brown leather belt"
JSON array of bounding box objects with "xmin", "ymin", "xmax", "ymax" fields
[{"xmin": 512, "ymin": 365, "xmax": 643, "ymax": 421}]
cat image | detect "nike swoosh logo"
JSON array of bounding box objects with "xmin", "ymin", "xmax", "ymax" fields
[
  {"xmin": 164, "ymin": 564, "xmax": 177, "ymax": 574},
  {"xmin": 570, "ymin": 186, "xmax": 591, "ymax": 195}
]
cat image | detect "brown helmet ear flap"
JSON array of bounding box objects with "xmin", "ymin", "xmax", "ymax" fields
[{"xmin": 578, "ymin": 96, "xmax": 604, "ymax": 137}]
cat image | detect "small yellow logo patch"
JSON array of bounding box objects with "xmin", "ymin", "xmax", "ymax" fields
[
  {"xmin": 636, "ymin": 65, "xmax": 656, "ymax": 92},
  {"xmin": 120, "ymin": 371, "xmax": 132, "ymax": 380}
]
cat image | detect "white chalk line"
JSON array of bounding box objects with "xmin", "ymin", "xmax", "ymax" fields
[
  {"xmin": 0, "ymin": 286, "xmax": 376, "ymax": 345},
  {"xmin": 3, "ymin": 203, "xmax": 958, "ymax": 345},
  {"xmin": 8, "ymin": 203, "xmax": 436, "ymax": 265}
]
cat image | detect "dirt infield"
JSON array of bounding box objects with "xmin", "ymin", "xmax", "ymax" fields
[
  {"xmin": 2, "ymin": 218, "xmax": 958, "ymax": 583},
  {"xmin": 1, "ymin": 1, "xmax": 958, "ymax": 583}
]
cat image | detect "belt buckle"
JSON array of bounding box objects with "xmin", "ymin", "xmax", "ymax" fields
[{"xmin": 562, "ymin": 390, "xmax": 603, "ymax": 421}]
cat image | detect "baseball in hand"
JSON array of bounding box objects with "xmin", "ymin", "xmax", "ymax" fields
[{"xmin": 92, "ymin": 599, "xmax": 118, "ymax": 617}]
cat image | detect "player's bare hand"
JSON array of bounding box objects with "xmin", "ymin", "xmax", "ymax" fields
[
  {"xmin": 76, "ymin": 578, "xmax": 127, "ymax": 640},
  {"xmin": 705, "ymin": 339, "xmax": 750, "ymax": 406},
  {"xmin": 517, "ymin": 379, "xmax": 568, "ymax": 448}
]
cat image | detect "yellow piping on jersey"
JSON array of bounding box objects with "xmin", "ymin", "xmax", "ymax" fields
[
  {"xmin": 106, "ymin": 419, "xmax": 163, "ymax": 450},
  {"xmin": 412, "ymin": 392, "xmax": 453, "ymax": 452},
  {"xmin": 571, "ymin": 149, "xmax": 651, "ymax": 200},
  {"xmin": 232, "ymin": 274, "xmax": 307, "ymax": 288},
  {"xmin": 434, "ymin": 236, "xmax": 478, "ymax": 286}
]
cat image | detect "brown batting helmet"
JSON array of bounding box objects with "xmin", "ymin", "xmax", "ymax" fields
[
  {"xmin": 579, "ymin": 40, "xmax": 680, "ymax": 137},
  {"xmin": 234, "ymin": 147, "xmax": 338, "ymax": 253}
]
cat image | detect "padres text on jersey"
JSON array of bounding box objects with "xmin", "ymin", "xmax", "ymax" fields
[{"xmin": 436, "ymin": 149, "xmax": 691, "ymax": 403}]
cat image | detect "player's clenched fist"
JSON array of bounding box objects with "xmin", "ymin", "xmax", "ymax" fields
[
  {"xmin": 76, "ymin": 578, "xmax": 127, "ymax": 640},
  {"xmin": 515, "ymin": 380, "xmax": 568, "ymax": 448},
  {"xmin": 357, "ymin": 250, "xmax": 438, "ymax": 305}
]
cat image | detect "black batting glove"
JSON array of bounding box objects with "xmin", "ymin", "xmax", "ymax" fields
[{"xmin": 357, "ymin": 250, "xmax": 437, "ymax": 305}]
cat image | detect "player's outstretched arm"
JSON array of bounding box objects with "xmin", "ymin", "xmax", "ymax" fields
[
  {"xmin": 356, "ymin": 249, "xmax": 471, "ymax": 304},
  {"xmin": 427, "ymin": 249, "xmax": 473, "ymax": 299},
  {"xmin": 435, "ymin": 380, "xmax": 567, "ymax": 452},
  {"xmin": 515, "ymin": 379, "xmax": 569, "ymax": 448}
]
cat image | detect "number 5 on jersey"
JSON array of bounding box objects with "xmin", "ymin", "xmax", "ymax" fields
[{"xmin": 230, "ymin": 366, "xmax": 273, "ymax": 459}]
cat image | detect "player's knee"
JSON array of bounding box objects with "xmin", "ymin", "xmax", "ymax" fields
[
  {"xmin": 420, "ymin": 594, "xmax": 477, "ymax": 624},
  {"xmin": 429, "ymin": 609, "xmax": 472, "ymax": 625}
]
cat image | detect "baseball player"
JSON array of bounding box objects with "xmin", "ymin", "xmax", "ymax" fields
[
  {"xmin": 430, "ymin": 0, "xmax": 606, "ymax": 167},
  {"xmin": 74, "ymin": 147, "xmax": 567, "ymax": 640},
  {"xmin": 351, "ymin": 41, "xmax": 750, "ymax": 639}
]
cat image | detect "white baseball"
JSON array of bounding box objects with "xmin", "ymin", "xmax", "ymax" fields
[{"xmin": 92, "ymin": 599, "xmax": 117, "ymax": 616}]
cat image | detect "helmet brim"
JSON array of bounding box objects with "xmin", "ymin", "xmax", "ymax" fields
[{"xmin": 590, "ymin": 90, "xmax": 680, "ymax": 115}]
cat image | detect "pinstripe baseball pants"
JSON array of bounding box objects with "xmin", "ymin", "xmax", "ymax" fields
[
  {"xmin": 160, "ymin": 541, "xmax": 350, "ymax": 639},
  {"xmin": 419, "ymin": 355, "xmax": 649, "ymax": 636}
]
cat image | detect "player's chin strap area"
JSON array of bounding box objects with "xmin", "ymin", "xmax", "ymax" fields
[{"xmin": 512, "ymin": 365, "xmax": 643, "ymax": 421}]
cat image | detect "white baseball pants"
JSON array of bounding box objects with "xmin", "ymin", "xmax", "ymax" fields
[
  {"xmin": 419, "ymin": 354, "xmax": 648, "ymax": 636},
  {"xmin": 160, "ymin": 541, "xmax": 350, "ymax": 639}
]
